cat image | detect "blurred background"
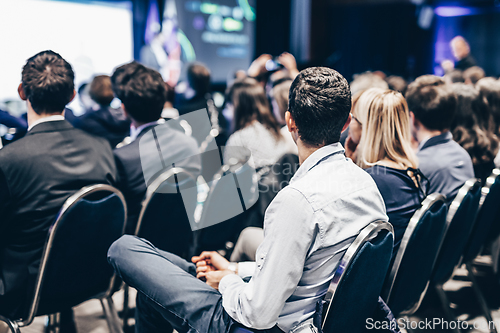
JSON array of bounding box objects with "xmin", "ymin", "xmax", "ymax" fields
[{"xmin": 1, "ymin": 0, "xmax": 499, "ymax": 114}]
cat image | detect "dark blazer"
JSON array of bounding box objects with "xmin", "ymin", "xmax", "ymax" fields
[
  {"xmin": 73, "ymin": 106, "xmax": 131, "ymax": 148},
  {"xmin": 0, "ymin": 120, "xmax": 117, "ymax": 318},
  {"xmin": 114, "ymin": 121, "xmax": 201, "ymax": 234}
]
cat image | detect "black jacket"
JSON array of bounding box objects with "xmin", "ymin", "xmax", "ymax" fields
[
  {"xmin": 113, "ymin": 121, "xmax": 201, "ymax": 234},
  {"xmin": 0, "ymin": 120, "xmax": 117, "ymax": 317},
  {"xmin": 73, "ymin": 106, "xmax": 131, "ymax": 148}
]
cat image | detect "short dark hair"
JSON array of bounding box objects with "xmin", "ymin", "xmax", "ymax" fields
[
  {"xmin": 463, "ymin": 66, "xmax": 485, "ymax": 85},
  {"xmin": 89, "ymin": 75, "xmax": 114, "ymax": 106},
  {"xmin": 446, "ymin": 70, "xmax": 464, "ymax": 83},
  {"xmin": 21, "ymin": 50, "xmax": 74, "ymax": 115},
  {"xmin": 288, "ymin": 67, "xmax": 351, "ymax": 146},
  {"xmin": 405, "ymin": 75, "xmax": 457, "ymax": 131},
  {"xmin": 111, "ymin": 61, "xmax": 166, "ymax": 123},
  {"xmin": 187, "ymin": 62, "xmax": 211, "ymax": 97}
]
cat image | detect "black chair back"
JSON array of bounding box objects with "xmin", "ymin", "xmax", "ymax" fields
[
  {"xmin": 463, "ymin": 169, "xmax": 500, "ymax": 263},
  {"xmin": 195, "ymin": 161, "xmax": 259, "ymax": 253},
  {"xmin": 322, "ymin": 221, "xmax": 394, "ymax": 333},
  {"xmin": 382, "ymin": 193, "xmax": 447, "ymax": 316},
  {"xmin": 135, "ymin": 167, "xmax": 197, "ymax": 259},
  {"xmin": 431, "ymin": 178, "xmax": 481, "ymax": 285},
  {"xmin": 23, "ymin": 185, "xmax": 126, "ymax": 324}
]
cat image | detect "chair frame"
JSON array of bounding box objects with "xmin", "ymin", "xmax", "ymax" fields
[
  {"xmin": 122, "ymin": 168, "xmax": 196, "ymax": 330},
  {"xmin": 432, "ymin": 178, "xmax": 481, "ymax": 333},
  {"xmin": 0, "ymin": 184, "xmax": 127, "ymax": 333},
  {"xmin": 461, "ymin": 170, "xmax": 500, "ymax": 333},
  {"xmin": 382, "ymin": 193, "xmax": 446, "ymax": 316},
  {"xmin": 321, "ymin": 220, "xmax": 394, "ymax": 330},
  {"xmin": 134, "ymin": 167, "xmax": 197, "ymax": 235}
]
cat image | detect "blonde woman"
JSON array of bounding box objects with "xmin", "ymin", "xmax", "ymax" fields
[
  {"xmin": 344, "ymin": 88, "xmax": 385, "ymax": 163},
  {"xmin": 357, "ymin": 89, "xmax": 426, "ymax": 254}
]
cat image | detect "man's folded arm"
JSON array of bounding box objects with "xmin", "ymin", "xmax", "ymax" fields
[{"xmin": 219, "ymin": 188, "xmax": 315, "ymax": 329}]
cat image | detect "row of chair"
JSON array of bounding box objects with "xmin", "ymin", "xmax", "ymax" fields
[
  {"xmin": 3, "ymin": 164, "xmax": 499, "ymax": 333},
  {"xmin": 310, "ymin": 168, "xmax": 500, "ymax": 333}
]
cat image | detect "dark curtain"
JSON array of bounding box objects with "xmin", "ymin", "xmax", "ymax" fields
[
  {"xmin": 254, "ymin": 0, "xmax": 292, "ymax": 58},
  {"xmin": 318, "ymin": 3, "xmax": 434, "ymax": 82}
]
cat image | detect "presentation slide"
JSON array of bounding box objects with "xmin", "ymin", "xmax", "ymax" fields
[
  {"xmin": 0, "ymin": 0, "xmax": 133, "ymax": 115},
  {"xmin": 145, "ymin": 0, "xmax": 256, "ymax": 84},
  {"xmin": 176, "ymin": 0, "xmax": 256, "ymax": 83}
]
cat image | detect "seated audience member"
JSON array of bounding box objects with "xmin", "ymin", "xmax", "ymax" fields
[
  {"xmin": 161, "ymin": 82, "xmax": 179, "ymax": 119},
  {"xmin": 463, "ymin": 66, "xmax": 485, "ymax": 86},
  {"xmin": 350, "ymin": 71, "xmax": 389, "ymax": 96},
  {"xmin": 223, "ymin": 78, "xmax": 290, "ymax": 169},
  {"xmin": 477, "ymin": 78, "xmax": 500, "ymax": 137},
  {"xmin": 73, "ymin": 75, "xmax": 131, "ymax": 147},
  {"xmin": 444, "ymin": 69, "xmax": 464, "ymax": 85},
  {"xmin": 340, "ymin": 72, "xmax": 389, "ymax": 145},
  {"xmin": 111, "ymin": 62, "xmax": 201, "ymax": 234},
  {"xmin": 175, "ymin": 62, "xmax": 211, "ymax": 116},
  {"xmin": 406, "ymin": 75, "xmax": 474, "ymax": 202},
  {"xmin": 386, "ymin": 75, "xmax": 408, "ymax": 95},
  {"xmin": 344, "ymin": 88, "xmax": 385, "ymax": 162},
  {"xmin": 108, "ymin": 67, "xmax": 388, "ymax": 333},
  {"xmin": 356, "ymin": 89, "xmax": 425, "ymax": 254},
  {"xmin": 449, "ymin": 83, "xmax": 499, "ymax": 183},
  {"xmin": 0, "ymin": 108, "xmax": 28, "ymax": 142},
  {"xmin": 0, "ymin": 50, "xmax": 117, "ymax": 321},
  {"xmin": 270, "ymin": 79, "xmax": 297, "ymax": 154}
]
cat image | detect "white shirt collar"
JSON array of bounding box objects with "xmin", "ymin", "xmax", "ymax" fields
[
  {"xmin": 28, "ymin": 115, "xmax": 65, "ymax": 131},
  {"xmin": 130, "ymin": 120, "xmax": 162, "ymax": 141}
]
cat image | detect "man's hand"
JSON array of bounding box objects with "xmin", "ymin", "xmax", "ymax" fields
[
  {"xmin": 441, "ymin": 59, "xmax": 454, "ymax": 73},
  {"xmin": 197, "ymin": 269, "xmax": 234, "ymax": 290},
  {"xmin": 192, "ymin": 251, "xmax": 230, "ymax": 273},
  {"xmin": 247, "ymin": 54, "xmax": 272, "ymax": 78},
  {"xmin": 278, "ymin": 52, "xmax": 299, "ymax": 78}
]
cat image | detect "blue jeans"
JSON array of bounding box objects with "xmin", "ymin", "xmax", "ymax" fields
[{"xmin": 108, "ymin": 235, "xmax": 234, "ymax": 333}]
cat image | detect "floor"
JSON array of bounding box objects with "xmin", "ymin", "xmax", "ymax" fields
[{"xmin": 1, "ymin": 259, "xmax": 500, "ymax": 333}]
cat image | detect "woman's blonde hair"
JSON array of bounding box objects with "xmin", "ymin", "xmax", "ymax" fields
[{"xmin": 357, "ymin": 89, "xmax": 418, "ymax": 171}]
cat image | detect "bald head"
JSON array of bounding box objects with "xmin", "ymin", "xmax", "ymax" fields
[{"xmin": 451, "ymin": 36, "xmax": 470, "ymax": 61}]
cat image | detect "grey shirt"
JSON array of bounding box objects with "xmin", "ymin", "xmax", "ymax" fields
[
  {"xmin": 417, "ymin": 131, "xmax": 474, "ymax": 202},
  {"xmin": 219, "ymin": 143, "xmax": 388, "ymax": 331}
]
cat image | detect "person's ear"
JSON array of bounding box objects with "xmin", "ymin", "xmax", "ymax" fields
[
  {"xmin": 18, "ymin": 83, "xmax": 27, "ymax": 101},
  {"xmin": 409, "ymin": 111, "xmax": 417, "ymax": 126},
  {"xmin": 69, "ymin": 89, "xmax": 76, "ymax": 103},
  {"xmin": 285, "ymin": 111, "xmax": 297, "ymax": 133},
  {"xmin": 342, "ymin": 113, "xmax": 352, "ymax": 133},
  {"xmin": 121, "ymin": 103, "xmax": 129, "ymax": 118}
]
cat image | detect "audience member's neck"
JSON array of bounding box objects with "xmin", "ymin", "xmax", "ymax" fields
[
  {"xmin": 296, "ymin": 140, "xmax": 322, "ymax": 165},
  {"xmin": 131, "ymin": 118, "xmax": 159, "ymax": 130},
  {"xmin": 27, "ymin": 109, "xmax": 64, "ymax": 128},
  {"xmin": 416, "ymin": 127, "xmax": 444, "ymax": 145}
]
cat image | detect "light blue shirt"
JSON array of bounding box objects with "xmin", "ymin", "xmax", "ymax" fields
[{"xmin": 219, "ymin": 143, "xmax": 388, "ymax": 331}]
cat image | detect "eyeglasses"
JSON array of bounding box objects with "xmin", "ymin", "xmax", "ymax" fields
[{"xmin": 352, "ymin": 115, "xmax": 362, "ymax": 126}]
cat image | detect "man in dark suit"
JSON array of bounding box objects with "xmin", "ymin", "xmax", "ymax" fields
[
  {"xmin": 0, "ymin": 50, "xmax": 117, "ymax": 321},
  {"xmin": 111, "ymin": 62, "xmax": 201, "ymax": 234},
  {"xmin": 73, "ymin": 75, "xmax": 130, "ymax": 148}
]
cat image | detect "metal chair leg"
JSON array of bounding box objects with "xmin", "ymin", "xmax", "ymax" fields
[
  {"xmin": 434, "ymin": 284, "xmax": 461, "ymax": 333},
  {"xmin": 101, "ymin": 297, "xmax": 123, "ymax": 333},
  {"xmin": 466, "ymin": 262, "xmax": 498, "ymax": 333},
  {"xmin": 122, "ymin": 285, "xmax": 130, "ymax": 331},
  {"xmin": 0, "ymin": 315, "xmax": 21, "ymax": 333},
  {"xmin": 46, "ymin": 313, "xmax": 61, "ymax": 333}
]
